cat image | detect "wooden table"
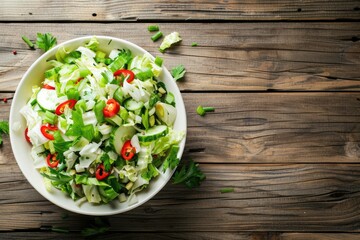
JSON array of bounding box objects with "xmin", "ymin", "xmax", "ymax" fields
[{"xmin": 1, "ymin": 1, "xmax": 360, "ymax": 239}]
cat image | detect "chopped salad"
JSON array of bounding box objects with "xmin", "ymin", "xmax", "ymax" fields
[{"xmin": 20, "ymin": 37, "xmax": 184, "ymax": 205}]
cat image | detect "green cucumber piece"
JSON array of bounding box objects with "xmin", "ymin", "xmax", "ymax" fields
[
  {"xmin": 111, "ymin": 126, "xmax": 136, "ymax": 154},
  {"xmin": 36, "ymin": 88, "xmax": 59, "ymax": 111},
  {"xmin": 124, "ymin": 98, "xmax": 144, "ymax": 111},
  {"xmin": 113, "ymin": 87, "xmax": 124, "ymax": 104},
  {"xmin": 138, "ymin": 125, "xmax": 168, "ymax": 142}
]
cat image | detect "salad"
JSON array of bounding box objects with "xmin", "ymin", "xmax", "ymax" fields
[{"xmin": 19, "ymin": 37, "xmax": 184, "ymax": 205}]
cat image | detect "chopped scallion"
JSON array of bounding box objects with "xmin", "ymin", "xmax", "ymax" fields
[
  {"xmin": 155, "ymin": 56, "xmax": 163, "ymax": 66},
  {"xmin": 148, "ymin": 25, "xmax": 160, "ymax": 32},
  {"xmin": 220, "ymin": 188, "xmax": 234, "ymax": 193},
  {"xmin": 22, "ymin": 36, "xmax": 35, "ymax": 49},
  {"xmin": 191, "ymin": 42, "xmax": 198, "ymax": 47},
  {"xmin": 196, "ymin": 105, "xmax": 215, "ymax": 116},
  {"xmin": 151, "ymin": 31, "xmax": 163, "ymax": 42}
]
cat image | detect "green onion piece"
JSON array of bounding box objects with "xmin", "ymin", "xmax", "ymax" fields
[
  {"xmin": 104, "ymin": 58, "xmax": 112, "ymax": 65},
  {"xmin": 66, "ymin": 88, "xmax": 80, "ymax": 100},
  {"xmin": 151, "ymin": 31, "xmax": 163, "ymax": 42},
  {"xmin": 148, "ymin": 25, "xmax": 159, "ymax": 32},
  {"xmin": 79, "ymin": 68, "xmax": 91, "ymax": 77},
  {"xmin": 196, "ymin": 105, "xmax": 215, "ymax": 116},
  {"xmin": 191, "ymin": 42, "xmax": 198, "ymax": 47},
  {"xmin": 136, "ymin": 68, "xmax": 154, "ymax": 81},
  {"xmin": 119, "ymin": 107, "xmax": 128, "ymax": 120},
  {"xmin": 96, "ymin": 51, "xmax": 106, "ymax": 59},
  {"xmin": 155, "ymin": 56, "xmax": 163, "ymax": 66},
  {"xmin": 51, "ymin": 227, "xmax": 70, "ymax": 233},
  {"xmin": 220, "ymin": 188, "xmax": 234, "ymax": 193},
  {"xmin": 22, "ymin": 36, "xmax": 35, "ymax": 49},
  {"xmin": 94, "ymin": 100, "xmax": 106, "ymax": 123}
]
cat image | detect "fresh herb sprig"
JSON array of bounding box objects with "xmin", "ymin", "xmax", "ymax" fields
[
  {"xmin": 171, "ymin": 65, "xmax": 186, "ymax": 81},
  {"xmin": 172, "ymin": 160, "xmax": 206, "ymax": 188},
  {"xmin": 36, "ymin": 33, "xmax": 57, "ymax": 52},
  {"xmin": 0, "ymin": 121, "xmax": 9, "ymax": 145}
]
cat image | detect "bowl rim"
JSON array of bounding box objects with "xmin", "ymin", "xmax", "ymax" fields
[{"xmin": 9, "ymin": 35, "xmax": 187, "ymax": 215}]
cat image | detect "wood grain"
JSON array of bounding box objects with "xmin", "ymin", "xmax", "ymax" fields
[
  {"xmin": 2, "ymin": 232, "xmax": 359, "ymax": 240},
  {"xmin": 2, "ymin": 92, "xmax": 360, "ymax": 163},
  {"xmin": 1, "ymin": 0, "xmax": 360, "ymax": 21},
  {"xmin": 1, "ymin": 163, "xmax": 360, "ymax": 232},
  {"xmin": 0, "ymin": 23, "xmax": 360, "ymax": 91}
]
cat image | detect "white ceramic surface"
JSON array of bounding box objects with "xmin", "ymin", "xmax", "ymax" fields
[{"xmin": 9, "ymin": 36, "xmax": 187, "ymax": 216}]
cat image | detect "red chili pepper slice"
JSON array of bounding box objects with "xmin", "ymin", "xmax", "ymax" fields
[
  {"xmin": 40, "ymin": 124, "xmax": 58, "ymax": 140},
  {"xmin": 55, "ymin": 99, "xmax": 77, "ymax": 115},
  {"xmin": 121, "ymin": 140, "xmax": 136, "ymax": 161},
  {"xmin": 25, "ymin": 127, "xmax": 31, "ymax": 143},
  {"xmin": 43, "ymin": 84, "xmax": 55, "ymax": 90},
  {"xmin": 46, "ymin": 153, "xmax": 59, "ymax": 168},
  {"xmin": 75, "ymin": 77, "xmax": 83, "ymax": 85},
  {"xmin": 113, "ymin": 69, "xmax": 135, "ymax": 84},
  {"xmin": 103, "ymin": 99, "xmax": 120, "ymax": 118},
  {"xmin": 95, "ymin": 163, "xmax": 110, "ymax": 180}
]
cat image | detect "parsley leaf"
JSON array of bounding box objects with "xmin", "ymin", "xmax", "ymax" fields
[
  {"xmin": 172, "ymin": 160, "xmax": 206, "ymax": 188},
  {"xmin": 0, "ymin": 121, "xmax": 9, "ymax": 145},
  {"xmin": 171, "ymin": 64, "xmax": 186, "ymax": 81},
  {"xmin": 36, "ymin": 33, "xmax": 57, "ymax": 52},
  {"xmin": 81, "ymin": 217, "xmax": 110, "ymax": 237},
  {"xmin": 162, "ymin": 145, "xmax": 180, "ymax": 172}
]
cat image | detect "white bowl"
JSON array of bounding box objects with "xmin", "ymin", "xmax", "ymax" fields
[{"xmin": 9, "ymin": 36, "xmax": 187, "ymax": 215}]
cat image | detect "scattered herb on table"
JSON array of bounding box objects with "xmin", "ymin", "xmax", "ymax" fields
[
  {"xmin": 0, "ymin": 121, "xmax": 9, "ymax": 145},
  {"xmin": 51, "ymin": 227, "xmax": 70, "ymax": 233},
  {"xmin": 191, "ymin": 42, "xmax": 198, "ymax": 47},
  {"xmin": 220, "ymin": 188, "xmax": 234, "ymax": 193},
  {"xmin": 148, "ymin": 25, "xmax": 160, "ymax": 32},
  {"xmin": 151, "ymin": 31, "xmax": 163, "ymax": 42},
  {"xmin": 171, "ymin": 64, "xmax": 186, "ymax": 81},
  {"xmin": 81, "ymin": 217, "xmax": 110, "ymax": 237},
  {"xmin": 172, "ymin": 160, "xmax": 206, "ymax": 188},
  {"xmin": 36, "ymin": 33, "xmax": 57, "ymax": 52},
  {"xmin": 196, "ymin": 105, "xmax": 215, "ymax": 116},
  {"xmin": 22, "ymin": 36, "xmax": 35, "ymax": 49}
]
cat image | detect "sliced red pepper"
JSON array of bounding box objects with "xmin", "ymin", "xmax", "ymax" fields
[
  {"xmin": 103, "ymin": 99, "xmax": 120, "ymax": 118},
  {"xmin": 25, "ymin": 127, "xmax": 31, "ymax": 143},
  {"xmin": 121, "ymin": 140, "xmax": 136, "ymax": 161},
  {"xmin": 46, "ymin": 153, "xmax": 59, "ymax": 168},
  {"xmin": 43, "ymin": 84, "xmax": 55, "ymax": 90},
  {"xmin": 55, "ymin": 99, "xmax": 77, "ymax": 115},
  {"xmin": 114, "ymin": 69, "xmax": 135, "ymax": 84},
  {"xmin": 95, "ymin": 163, "xmax": 110, "ymax": 180},
  {"xmin": 40, "ymin": 124, "xmax": 58, "ymax": 140},
  {"xmin": 75, "ymin": 77, "xmax": 83, "ymax": 85}
]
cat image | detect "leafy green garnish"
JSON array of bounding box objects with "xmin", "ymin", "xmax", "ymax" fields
[
  {"xmin": 220, "ymin": 188, "xmax": 234, "ymax": 193},
  {"xmin": 191, "ymin": 42, "xmax": 198, "ymax": 47},
  {"xmin": 81, "ymin": 217, "xmax": 110, "ymax": 237},
  {"xmin": 0, "ymin": 121, "xmax": 9, "ymax": 145},
  {"xmin": 36, "ymin": 33, "xmax": 57, "ymax": 52},
  {"xmin": 171, "ymin": 64, "xmax": 186, "ymax": 81},
  {"xmin": 162, "ymin": 145, "xmax": 180, "ymax": 172},
  {"xmin": 172, "ymin": 160, "xmax": 206, "ymax": 188}
]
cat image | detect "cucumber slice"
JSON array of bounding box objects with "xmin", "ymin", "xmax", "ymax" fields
[
  {"xmin": 111, "ymin": 126, "xmax": 136, "ymax": 154},
  {"xmin": 124, "ymin": 98, "xmax": 144, "ymax": 111},
  {"xmin": 138, "ymin": 125, "xmax": 168, "ymax": 142},
  {"xmin": 105, "ymin": 114, "xmax": 123, "ymax": 126},
  {"xmin": 36, "ymin": 88, "xmax": 59, "ymax": 111},
  {"xmin": 113, "ymin": 87, "xmax": 124, "ymax": 104}
]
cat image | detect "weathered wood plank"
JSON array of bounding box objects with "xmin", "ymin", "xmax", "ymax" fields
[
  {"xmin": 0, "ymin": 23, "xmax": 360, "ymax": 91},
  {"xmin": 2, "ymin": 232, "xmax": 360, "ymax": 239},
  {"xmin": 1, "ymin": 163, "xmax": 360, "ymax": 232},
  {"xmin": 2, "ymin": 92, "xmax": 360, "ymax": 163},
  {"xmin": 1, "ymin": 0, "xmax": 360, "ymax": 21}
]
